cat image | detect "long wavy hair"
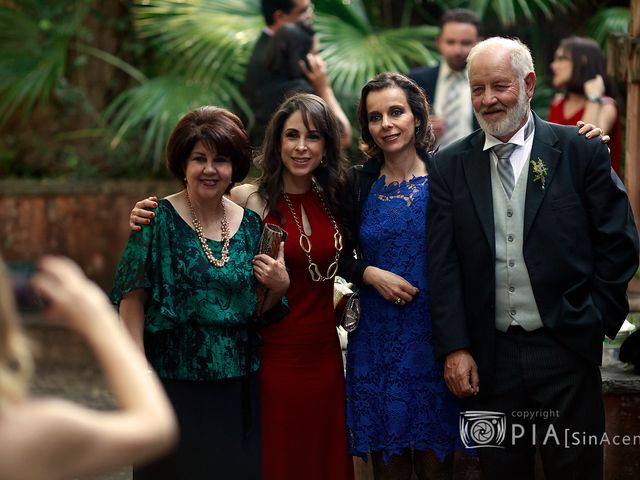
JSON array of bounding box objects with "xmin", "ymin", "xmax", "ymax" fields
[
  {"xmin": 0, "ymin": 257, "xmax": 33, "ymax": 409},
  {"xmin": 357, "ymin": 72, "xmax": 435, "ymax": 161},
  {"xmin": 255, "ymin": 93, "xmax": 348, "ymax": 221}
]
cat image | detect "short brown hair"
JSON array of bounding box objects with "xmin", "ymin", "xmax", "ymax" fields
[
  {"xmin": 440, "ymin": 8, "xmax": 481, "ymax": 34},
  {"xmin": 166, "ymin": 106, "xmax": 251, "ymax": 192}
]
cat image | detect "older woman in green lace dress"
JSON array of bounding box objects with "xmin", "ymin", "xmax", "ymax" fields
[{"xmin": 111, "ymin": 106, "xmax": 289, "ymax": 480}]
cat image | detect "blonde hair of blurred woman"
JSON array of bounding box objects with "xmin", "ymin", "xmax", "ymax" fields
[{"xmin": 0, "ymin": 257, "xmax": 33, "ymax": 409}]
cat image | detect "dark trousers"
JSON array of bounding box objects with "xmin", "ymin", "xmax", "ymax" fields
[
  {"xmin": 468, "ymin": 327, "xmax": 604, "ymax": 480},
  {"xmin": 134, "ymin": 373, "xmax": 261, "ymax": 480}
]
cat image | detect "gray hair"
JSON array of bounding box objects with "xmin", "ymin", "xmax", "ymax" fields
[{"xmin": 467, "ymin": 37, "xmax": 534, "ymax": 78}]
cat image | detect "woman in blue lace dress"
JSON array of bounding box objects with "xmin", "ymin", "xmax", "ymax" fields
[{"xmin": 340, "ymin": 72, "xmax": 463, "ymax": 479}]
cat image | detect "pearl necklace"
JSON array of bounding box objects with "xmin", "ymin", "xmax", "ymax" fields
[
  {"xmin": 282, "ymin": 182, "xmax": 343, "ymax": 282},
  {"xmin": 185, "ymin": 190, "xmax": 230, "ymax": 268}
]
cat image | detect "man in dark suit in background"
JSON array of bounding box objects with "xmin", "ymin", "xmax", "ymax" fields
[
  {"xmin": 409, "ymin": 9, "xmax": 480, "ymax": 148},
  {"xmin": 243, "ymin": 0, "xmax": 314, "ymax": 146},
  {"xmin": 428, "ymin": 37, "xmax": 638, "ymax": 480}
]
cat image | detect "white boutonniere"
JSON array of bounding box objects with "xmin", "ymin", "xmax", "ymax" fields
[{"xmin": 530, "ymin": 158, "xmax": 548, "ymax": 190}]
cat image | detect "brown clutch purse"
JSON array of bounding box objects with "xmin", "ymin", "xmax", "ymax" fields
[{"xmin": 255, "ymin": 223, "xmax": 288, "ymax": 312}]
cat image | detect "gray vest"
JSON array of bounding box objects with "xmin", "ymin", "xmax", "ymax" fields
[{"xmin": 490, "ymin": 158, "xmax": 544, "ymax": 332}]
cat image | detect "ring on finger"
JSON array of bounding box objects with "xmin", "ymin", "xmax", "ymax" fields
[{"xmin": 394, "ymin": 297, "xmax": 402, "ymax": 305}]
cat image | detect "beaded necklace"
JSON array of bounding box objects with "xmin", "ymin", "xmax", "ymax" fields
[
  {"xmin": 282, "ymin": 181, "xmax": 343, "ymax": 282},
  {"xmin": 185, "ymin": 190, "xmax": 230, "ymax": 268}
]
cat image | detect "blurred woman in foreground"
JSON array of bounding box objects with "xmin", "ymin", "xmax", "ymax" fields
[{"xmin": 0, "ymin": 255, "xmax": 177, "ymax": 480}]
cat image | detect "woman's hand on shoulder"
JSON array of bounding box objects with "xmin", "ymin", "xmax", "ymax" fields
[
  {"xmin": 362, "ymin": 266, "xmax": 418, "ymax": 306},
  {"xmin": 130, "ymin": 196, "xmax": 158, "ymax": 231},
  {"xmin": 576, "ymin": 121, "xmax": 610, "ymax": 144},
  {"xmin": 253, "ymin": 241, "xmax": 289, "ymax": 295}
]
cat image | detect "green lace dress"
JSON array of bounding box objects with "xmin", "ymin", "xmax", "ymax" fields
[{"xmin": 111, "ymin": 198, "xmax": 269, "ymax": 479}]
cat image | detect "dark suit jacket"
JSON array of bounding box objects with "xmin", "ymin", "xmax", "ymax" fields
[
  {"xmin": 243, "ymin": 31, "xmax": 271, "ymax": 146},
  {"xmin": 408, "ymin": 63, "xmax": 479, "ymax": 131},
  {"xmin": 427, "ymin": 113, "xmax": 638, "ymax": 392}
]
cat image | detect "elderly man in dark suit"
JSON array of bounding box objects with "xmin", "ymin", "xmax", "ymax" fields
[
  {"xmin": 409, "ymin": 9, "xmax": 481, "ymax": 147},
  {"xmin": 428, "ymin": 37, "xmax": 638, "ymax": 480}
]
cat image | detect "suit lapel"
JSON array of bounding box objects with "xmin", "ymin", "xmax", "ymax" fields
[
  {"xmin": 523, "ymin": 115, "xmax": 561, "ymax": 239},
  {"xmin": 462, "ymin": 133, "xmax": 496, "ymax": 257}
]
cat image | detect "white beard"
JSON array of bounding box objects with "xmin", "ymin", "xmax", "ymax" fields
[{"xmin": 475, "ymin": 87, "xmax": 529, "ymax": 139}]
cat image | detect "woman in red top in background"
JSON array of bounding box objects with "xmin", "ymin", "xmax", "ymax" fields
[{"xmin": 549, "ymin": 36, "xmax": 622, "ymax": 176}]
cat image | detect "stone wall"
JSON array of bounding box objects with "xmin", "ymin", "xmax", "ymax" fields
[{"xmin": 0, "ymin": 179, "xmax": 179, "ymax": 290}]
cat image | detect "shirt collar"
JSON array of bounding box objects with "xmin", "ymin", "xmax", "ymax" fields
[{"xmin": 441, "ymin": 61, "xmax": 468, "ymax": 81}]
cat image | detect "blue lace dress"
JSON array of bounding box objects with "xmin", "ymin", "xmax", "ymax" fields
[{"xmin": 345, "ymin": 175, "xmax": 462, "ymax": 462}]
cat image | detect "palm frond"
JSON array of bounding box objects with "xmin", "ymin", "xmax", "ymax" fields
[
  {"xmin": 133, "ymin": 0, "xmax": 262, "ymax": 82},
  {"xmin": 587, "ymin": 7, "xmax": 630, "ymax": 48},
  {"xmin": 314, "ymin": 0, "xmax": 371, "ymax": 33},
  {"xmin": 316, "ymin": 16, "xmax": 438, "ymax": 100},
  {"xmin": 466, "ymin": 0, "xmax": 573, "ymax": 26},
  {"xmin": 0, "ymin": 2, "xmax": 87, "ymax": 125},
  {"xmin": 105, "ymin": 74, "xmax": 250, "ymax": 172}
]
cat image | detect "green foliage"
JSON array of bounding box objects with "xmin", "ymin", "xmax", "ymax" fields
[
  {"xmin": 434, "ymin": 0, "xmax": 574, "ymax": 26},
  {"xmin": 0, "ymin": 0, "xmax": 90, "ymax": 126},
  {"xmin": 106, "ymin": 0, "xmax": 440, "ymax": 171},
  {"xmin": 0, "ymin": 0, "xmax": 632, "ymax": 178},
  {"xmin": 587, "ymin": 7, "xmax": 630, "ymax": 48}
]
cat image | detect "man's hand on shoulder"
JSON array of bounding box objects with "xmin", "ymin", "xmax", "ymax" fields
[{"xmin": 444, "ymin": 349, "xmax": 479, "ymax": 398}]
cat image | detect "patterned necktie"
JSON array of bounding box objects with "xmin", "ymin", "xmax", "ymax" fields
[
  {"xmin": 493, "ymin": 143, "xmax": 517, "ymax": 198},
  {"xmin": 492, "ymin": 119, "xmax": 534, "ymax": 198},
  {"xmin": 440, "ymin": 72, "xmax": 465, "ymax": 147}
]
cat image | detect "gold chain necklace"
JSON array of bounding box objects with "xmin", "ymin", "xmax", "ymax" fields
[
  {"xmin": 282, "ymin": 182, "xmax": 343, "ymax": 282},
  {"xmin": 185, "ymin": 190, "xmax": 230, "ymax": 268}
]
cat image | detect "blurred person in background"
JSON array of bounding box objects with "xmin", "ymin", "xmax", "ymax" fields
[
  {"xmin": 253, "ymin": 21, "xmax": 351, "ymax": 148},
  {"xmin": 409, "ymin": 9, "xmax": 481, "ymax": 148},
  {"xmin": 549, "ymin": 36, "xmax": 622, "ymax": 176},
  {"xmin": 244, "ymin": 0, "xmax": 314, "ymax": 147}
]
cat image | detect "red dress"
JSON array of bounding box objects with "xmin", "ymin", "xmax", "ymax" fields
[
  {"xmin": 260, "ymin": 191, "xmax": 353, "ymax": 480},
  {"xmin": 548, "ymin": 95, "xmax": 622, "ymax": 176}
]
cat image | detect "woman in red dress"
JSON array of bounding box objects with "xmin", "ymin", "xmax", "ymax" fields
[
  {"xmin": 549, "ymin": 36, "xmax": 622, "ymax": 176},
  {"xmin": 232, "ymin": 93, "xmax": 353, "ymax": 480}
]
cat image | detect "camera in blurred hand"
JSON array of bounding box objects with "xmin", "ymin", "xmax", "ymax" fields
[{"xmin": 8, "ymin": 262, "xmax": 44, "ymax": 312}]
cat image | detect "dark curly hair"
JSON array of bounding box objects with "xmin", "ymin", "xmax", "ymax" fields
[
  {"xmin": 166, "ymin": 106, "xmax": 251, "ymax": 193},
  {"xmin": 255, "ymin": 93, "xmax": 348, "ymax": 221},
  {"xmin": 357, "ymin": 72, "xmax": 435, "ymax": 160}
]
